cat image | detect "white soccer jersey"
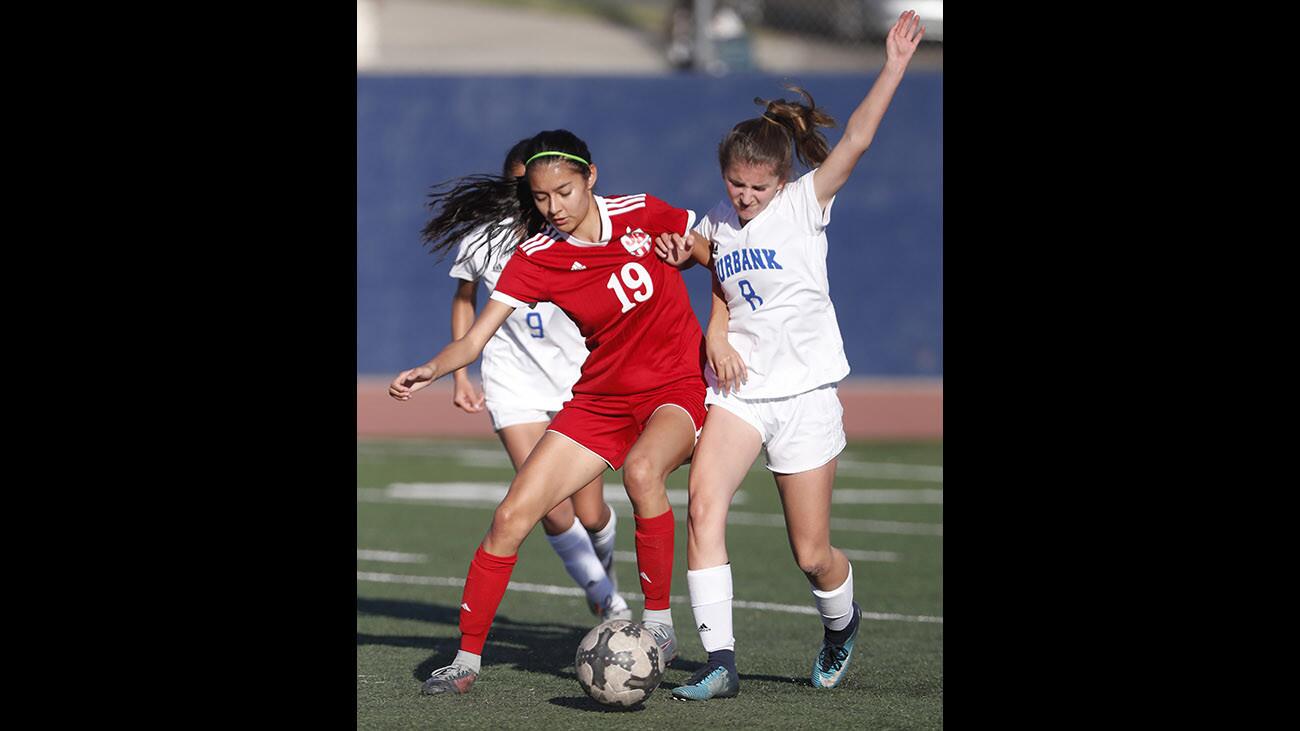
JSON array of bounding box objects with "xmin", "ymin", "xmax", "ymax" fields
[
  {"xmin": 448, "ymin": 221, "xmax": 589, "ymax": 411},
  {"xmin": 695, "ymin": 169, "xmax": 851, "ymax": 399}
]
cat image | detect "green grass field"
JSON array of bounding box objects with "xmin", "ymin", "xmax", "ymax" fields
[{"xmin": 357, "ymin": 438, "xmax": 942, "ymax": 729}]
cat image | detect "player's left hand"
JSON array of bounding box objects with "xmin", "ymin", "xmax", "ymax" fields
[{"xmin": 885, "ymin": 9, "xmax": 924, "ymax": 66}]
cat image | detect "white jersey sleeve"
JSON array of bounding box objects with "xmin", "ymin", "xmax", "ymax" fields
[
  {"xmin": 795, "ymin": 168, "xmax": 835, "ymax": 234},
  {"xmin": 446, "ymin": 218, "xmax": 590, "ymax": 413},
  {"xmin": 447, "ymin": 225, "xmax": 494, "ymax": 282}
]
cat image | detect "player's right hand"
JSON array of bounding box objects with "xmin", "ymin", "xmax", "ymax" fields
[
  {"xmin": 706, "ymin": 336, "xmax": 748, "ymax": 396},
  {"xmin": 389, "ymin": 365, "xmax": 437, "ymax": 401}
]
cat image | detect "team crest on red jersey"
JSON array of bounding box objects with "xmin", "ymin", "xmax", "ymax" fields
[{"xmin": 620, "ymin": 227, "xmax": 651, "ymax": 258}]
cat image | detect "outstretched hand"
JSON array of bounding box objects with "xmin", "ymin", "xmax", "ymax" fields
[
  {"xmin": 389, "ymin": 364, "xmax": 437, "ymax": 401},
  {"xmin": 886, "ymin": 10, "xmax": 925, "ymax": 65}
]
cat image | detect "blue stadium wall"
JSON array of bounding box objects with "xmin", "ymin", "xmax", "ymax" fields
[{"xmin": 358, "ymin": 73, "xmax": 941, "ymax": 376}]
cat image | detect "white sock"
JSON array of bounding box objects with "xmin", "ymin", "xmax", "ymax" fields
[
  {"xmin": 642, "ymin": 607, "xmax": 673, "ymax": 626},
  {"xmin": 687, "ymin": 563, "xmax": 734, "ymax": 652},
  {"xmin": 811, "ymin": 562, "xmax": 855, "ymax": 631},
  {"xmin": 453, "ymin": 649, "xmax": 481, "ymax": 673},
  {"xmin": 547, "ymin": 515, "xmax": 614, "ymax": 606},
  {"xmin": 588, "ymin": 505, "xmax": 617, "ymax": 573}
]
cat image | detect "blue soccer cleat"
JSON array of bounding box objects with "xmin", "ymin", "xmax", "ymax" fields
[
  {"xmin": 671, "ymin": 661, "xmax": 740, "ymax": 701},
  {"xmin": 810, "ymin": 602, "xmax": 862, "ymax": 689}
]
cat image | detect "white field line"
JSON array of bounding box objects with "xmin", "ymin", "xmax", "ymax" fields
[
  {"xmin": 841, "ymin": 549, "xmax": 902, "ymax": 562},
  {"xmin": 357, "ymin": 443, "xmax": 941, "ymax": 483},
  {"xmin": 832, "ymin": 489, "xmax": 943, "ymax": 504},
  {"xmin": 613, "ymin": 549, "xmax": 899, "ymax": 563},
  {"xmin": 357, "ymin": 549, "xmax": 427, "ymax": 563},
  {"xmin": 358, "ymin": 487, "xmax": 941, "ymax": 536},
  {"xmin": 723, "ymin": 510, "xmax": 942, "ymax": 536},
  {"xmin": 356, "ymin": 570, "xmax": 941, "ymax": 624},
  {"xmin": 381, "ymin": 482, "xmax": 746, "ymax": 506},
  {"xmin": 835, "ymin": 460, "xmax": 943, "ymax": 483}
]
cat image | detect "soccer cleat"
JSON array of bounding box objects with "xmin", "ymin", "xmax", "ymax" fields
[
  {"xmin": 593, "ymin": 591, "xmax": 632, "ymax": 622},
  {"xmin": 643, "ymin": 621, "xmax": 678, "ymax": 666},
  {"xmin": 421, "ymin": 664, "xmax": 478, "ymax": 695},
  {"xmin": 670, "ymin": 662, "xmax": 740, "ymax": 701},
  {"xmin": 810, "ymin": 602, "xmax": 862, "ymax": 689}
]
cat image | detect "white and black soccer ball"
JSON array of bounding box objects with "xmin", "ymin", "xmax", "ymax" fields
[{"xmin": 574, "ymin": 619, "xmax": 664, "ymax": 707}]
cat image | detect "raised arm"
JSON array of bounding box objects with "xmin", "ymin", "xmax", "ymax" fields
[
  {"xmin": 389, "ymin": 298, "xmax": 515, "ymax": 401},
  {"xmin": 813, "ymin": 10, "xmax": 925, "ymax": 209},
  {"xmin": 449, "ymin": 279, "xmax": 486, "ymax": 412}
]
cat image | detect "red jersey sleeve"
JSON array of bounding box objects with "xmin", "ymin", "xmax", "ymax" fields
[
  {"xmin": 489, "ymin": 249, "xmax": 551, "ymax": 308},
  {"xmin": 641, "ymin": 193, "xmax": 696, "ymax": 239}
]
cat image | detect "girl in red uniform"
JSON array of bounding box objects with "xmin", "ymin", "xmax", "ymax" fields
[{"xmin": 390, "ymin": 129, "xmax": 706, "ymax": 695}]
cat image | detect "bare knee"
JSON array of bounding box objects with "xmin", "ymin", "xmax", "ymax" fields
[
  {"xmin": 622, "ymin": 455, "xmax": 663, "ymax": 502},
  {"xmin": 576, "ymin": 504, "xmax": 609, "ymax": 533},
  {"xmin": 540, "ymin": 512, "xmax": 568, "ymax": 535},
  {"xmin": 792, "ymin": 546, "xmax": 834, "ymax": 580},
  {"xmin": 489, "ymin": 501, "xmax": 535, "ymax": 547},
  {"xmin": 687, "ymin": 490, "xmax": 727, "ymax": 536}
]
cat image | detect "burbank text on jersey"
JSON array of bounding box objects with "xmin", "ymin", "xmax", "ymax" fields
[{"xmin": 714, "ymin": 248, "xmax": 783, "ymax": 283}]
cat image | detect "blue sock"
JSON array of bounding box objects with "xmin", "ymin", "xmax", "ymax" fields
[
  {"xmin": 824, "ymin": 603, "xmax": 860, "ymax": 646},
  {"xmin": 707, "ymin": 648, "xmax": 737, "ymax": 673}
]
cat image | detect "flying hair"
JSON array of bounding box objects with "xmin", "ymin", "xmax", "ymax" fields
[{"xmin": 718, "ymin": 84, "xmax": 837, "ymax": 179}]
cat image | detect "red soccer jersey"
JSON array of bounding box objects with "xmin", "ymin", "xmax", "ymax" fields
[{"xmin": 489, "ymin": 193, "xmax": 704, "ymax": 397}]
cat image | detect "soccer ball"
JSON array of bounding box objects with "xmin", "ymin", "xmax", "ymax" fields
[{"xmin": 574, "ymin": 619, "xmax": 664, "ymax": 707}]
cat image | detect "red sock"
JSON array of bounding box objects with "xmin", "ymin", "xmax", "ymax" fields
[
  {"xmin": 458, "ymin": 545, "xmax": 518, "ymax": 655},
  {"xmin": 634, "ymin": 509, "xmax": 675, "ymax": 611}
]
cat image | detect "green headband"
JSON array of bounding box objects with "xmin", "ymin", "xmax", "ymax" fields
[{"xmin": 525, "ymin": 151, "xmax": 590, "ymax": 167}]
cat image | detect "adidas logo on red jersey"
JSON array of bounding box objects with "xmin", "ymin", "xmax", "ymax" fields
[{"xmin": 570, "ymin": 262, "xmax": 587, "ymax": 270}]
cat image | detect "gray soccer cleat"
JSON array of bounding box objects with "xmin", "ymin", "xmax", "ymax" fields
[
  {"xmin": 643, "ymin": 621, "xmax": 678, "ymax": 666},
  {"xmin": 421, "ymin": 664, "xmax": 477, "ymax": 695}
]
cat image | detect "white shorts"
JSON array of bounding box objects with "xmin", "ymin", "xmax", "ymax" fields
[
  {"xmin": 487, "ymin": 403, "xmax": 558, "ymax": 432},
  {"xmin": 704, "ymin": 383, "xmax": 846, "ymax": 474}
]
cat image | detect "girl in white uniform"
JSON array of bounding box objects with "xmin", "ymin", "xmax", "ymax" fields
[
  {"xmin": 657, "ymin": 10, "xmax": 927, "ymax": 700},
  {"xmin": 443, "ymin": 140, "xmax": 628, "ymax": 621}
]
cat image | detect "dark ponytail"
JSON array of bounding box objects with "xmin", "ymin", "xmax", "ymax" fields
[
  {"xmin": 421, "ymin": 129, "xmax": 596, "ymax": 263},
  {"xmin": 420, "ymin": 173, "xmax": 530, "ymax": 264},
  {"xmin": 718, "ymin": 84, "xmax": 836, "ymax": 179}
]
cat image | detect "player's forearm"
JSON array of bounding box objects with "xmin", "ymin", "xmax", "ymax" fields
[
  {"xmin": 689, "ymin": 232, "xmax": 712, "ymax": 268},
  {"xmin": 450, "ymin": 292, "xmax": 477, "ymax": 379},
  {"xmin": 422, "ymin": 336, "xmax": 486, "ymax": 382},
  {"xmin": 705, "ymin": 277, "xmax": 731, "ymax": 343},
  {"xmin": 839, "ymin": 63, "xmax": 907, "ymax": 157}
]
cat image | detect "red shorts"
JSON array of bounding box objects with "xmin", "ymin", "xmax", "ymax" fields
[{"xmin": 547, "ymin": 378, "xmax": 706, "ymax": 470}]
